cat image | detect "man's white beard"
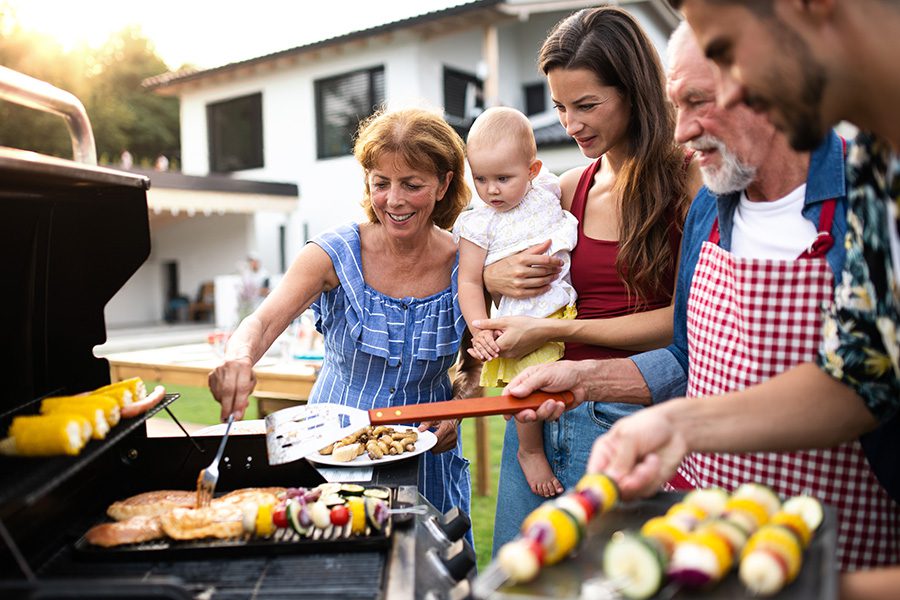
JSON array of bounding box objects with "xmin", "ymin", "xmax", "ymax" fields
[{"xmin": 689, "ymin": 134, "xmax": 757, "ymax": 195}]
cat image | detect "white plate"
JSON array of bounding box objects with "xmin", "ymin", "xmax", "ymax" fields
[{"xmin": 306, "ymin": 427, "xmax": 437, "ymax": 467}]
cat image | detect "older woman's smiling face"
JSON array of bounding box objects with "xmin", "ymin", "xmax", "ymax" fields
[{"xmin": 367, "ymin": 153, "xmax": 451, "ymax": 239}]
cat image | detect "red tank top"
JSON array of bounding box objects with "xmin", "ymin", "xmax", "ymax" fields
[{"xmin": 564, "ymin": 157, "xmax": 679, "ymax": 361}]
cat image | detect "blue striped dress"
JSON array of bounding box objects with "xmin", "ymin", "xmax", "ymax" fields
[{"xmin": 310, "ymin": 223, "xmax": 472, "ymax": 524}]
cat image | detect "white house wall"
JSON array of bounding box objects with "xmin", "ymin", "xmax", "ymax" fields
[
  {"xmin": 154, "ymin": 213, "xmax": 253, "ymax": 302},
  {"xmin": 104, "ymin": 213, "xmax": 253, "ymax": 327},
  {"xmin": 500, "ymin": 13, "xmax": 561, "ymax": 107}
]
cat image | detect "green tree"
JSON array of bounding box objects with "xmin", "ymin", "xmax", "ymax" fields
[
  {"xmin": 0, "ymin": 11, "xmax": 178, "ymax": 166},
  {"xmin": 87, "ymin": 26, "xmax": 180, "ymax": 166},
  {"xmin": 0, "ymin": 16, "xmax": 79, "ymax": 157}
]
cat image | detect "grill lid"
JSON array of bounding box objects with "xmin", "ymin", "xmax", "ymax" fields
[
  {"xmin": 0, "ymin": 65, "xmax": 151, "ymax": 407},
  {"xmin": 0, "ymin": 148, "xmax": 151, "ymax": 406}
]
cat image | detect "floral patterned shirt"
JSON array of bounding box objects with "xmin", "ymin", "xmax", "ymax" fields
[{"xmin": 819, "ymin": 133, "xmax": 900, "ymax": 422}]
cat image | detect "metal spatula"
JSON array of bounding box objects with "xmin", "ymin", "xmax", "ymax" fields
[{"xmin": 264, "ymin": 391, "xmax": 575, "ymax": 465}]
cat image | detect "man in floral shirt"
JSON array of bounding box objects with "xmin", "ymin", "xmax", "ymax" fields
[{"xmin": 821, "ymin": 135, "xmax": 900, "ymax": 421}]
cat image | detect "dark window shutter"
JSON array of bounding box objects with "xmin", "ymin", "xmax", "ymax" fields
[
  {"xmin": 315, "ymin": 66, "xmax": 385, "ymax": 159},
  {"xmin": 443, "ymin": 67, "xmax": 483, "ymax": 138},
  {"xmin": 207, "ymin": 93, "xmax": 264, "ymax": 173},
  {"xmin": 524, "ymin": 82, "xmax": 546, "ymax": 116}
]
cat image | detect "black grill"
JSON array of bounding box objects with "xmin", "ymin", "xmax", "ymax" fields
[{"xmin": 0, "ymin": 67, "xmax": 474, "ymax": 600}]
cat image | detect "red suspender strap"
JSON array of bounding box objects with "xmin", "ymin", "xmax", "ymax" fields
[
  {"xmin": 708, "ymin": 217, "xmax": 721, "ymax": 244},
  {"xmin": 799, "ymin": 136, "xmax": 845, "ymax": 259}
]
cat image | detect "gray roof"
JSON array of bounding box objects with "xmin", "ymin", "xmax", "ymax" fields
[
  {"xmin": 534, "ymin": 121, "xmax": 576, "ymax": 148},
  {"xmin": 144, "ymin": 0, "xmax": 502, "ymax": 90},
  {"xmin": 126, "ymin": 167, "xmax": 298, "ymax": 196}
]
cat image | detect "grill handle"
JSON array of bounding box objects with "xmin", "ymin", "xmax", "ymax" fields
[{"xmin": 0, "ymin": 65, "xmax": 97, "ymax": 165}]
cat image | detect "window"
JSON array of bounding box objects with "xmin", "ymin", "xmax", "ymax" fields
[
  {"xmin": 315, "ymin": 66, "xmax": 385, "ymax": 159},
  {"xmin": 524, "ymin": 82, "xmax": 546, "ymax": 116},
  {"xmin": 443, "ymin": 67, "xmax": 483, "ymax": 137},
  {"xmin": 207, "ymin": 93, "xmax": 263, "ymax": 173}
]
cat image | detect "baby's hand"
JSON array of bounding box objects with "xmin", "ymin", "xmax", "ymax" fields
[{"xmin": 468, "ymin": 329, "xmax": 501, "ymax": 361}]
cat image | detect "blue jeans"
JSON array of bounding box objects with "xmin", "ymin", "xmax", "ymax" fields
[{"xmin": 490, "ymin": 401, "xmax": 637, "ymax": 554}]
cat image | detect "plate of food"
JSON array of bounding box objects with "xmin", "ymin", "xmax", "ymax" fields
[{"xmin": 307, "ymin": 425, "xmax": 437, "ymax": 467}]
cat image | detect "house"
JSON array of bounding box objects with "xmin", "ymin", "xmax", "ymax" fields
[{"xmin": 113, "ymin": 0, "xmax": 678, "ymax": 329}]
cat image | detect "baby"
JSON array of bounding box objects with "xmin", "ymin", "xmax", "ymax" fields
[{"xmin": 454, "ymin": 106, "xmax": 578, "ymax": 497}]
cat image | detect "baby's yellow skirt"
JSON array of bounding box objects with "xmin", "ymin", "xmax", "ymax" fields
[{"xmin": 479, "ymin": 304, "xmax": 577, "ymax": 388}]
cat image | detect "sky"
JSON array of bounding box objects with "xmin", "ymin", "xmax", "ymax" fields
[{"xmin": 5, "ymin": 0, "xmax": 465, "ymax": 70}]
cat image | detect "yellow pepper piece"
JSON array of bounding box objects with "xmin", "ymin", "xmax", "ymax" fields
[
  {"xmin": 665, "ymin": 502, "xmax": 708, "ymax": 532},
  {"xmin": 255, "ymin": 502, "xmax": 276, "ymax": 537},
  {"xmin": 522, "ymin": 506, "xmax": 579, "ymax": 565},
  {"xmin": 742, "ymin": 524, "xmax": 802, "ymax": 581},
  {"xmin": 689, "ymin": 530, "xmax": 734, "ymax": 575},
  {"xmin": 641, "ymin": 516, "xmax": 689, "ymax": 556},
  {"xmin": 771, "ymin": 511, "xmax": 811, "ymax": 549},
  {"xmin": 575, "ymin": 473, "xmax": 619, "ymax": 512},
  {"xmin": 667, "ymin": 501, "xmax": 708, "ymax": 521},
  {"xmin": 725, "ymin": 497, "xmax": 769, "ymax": 530},
  {"xmin": 348, "ymin": 497, "xmax": 366, "ymax": 535}
]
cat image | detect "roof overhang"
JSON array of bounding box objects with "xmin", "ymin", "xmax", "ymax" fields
[
  {"xmin": 148, "ymin": 187, "xmax": 297, "ymax": 216},
  {"xmin": 125, "ymin": 168, "xmax": 298, "ymax": 224}
]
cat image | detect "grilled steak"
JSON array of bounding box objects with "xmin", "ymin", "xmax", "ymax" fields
[{"xmin": 85, "ymin": 515, "xmax": 164, "ymax": 547}]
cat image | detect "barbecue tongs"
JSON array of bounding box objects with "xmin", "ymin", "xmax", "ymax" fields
[{"xmin": 196, "ymin": 412, "xmax": 235, "ymax": 506}]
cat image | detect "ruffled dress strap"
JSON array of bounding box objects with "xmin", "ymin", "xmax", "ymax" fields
[{"xmin": 311, "ymin": 223, "xmax": 466, "ymax": 366}]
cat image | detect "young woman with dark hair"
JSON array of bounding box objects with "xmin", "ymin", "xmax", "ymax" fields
[{"xmin": 481, "ymin": 6, "xmax": 699, "ymax": 552}]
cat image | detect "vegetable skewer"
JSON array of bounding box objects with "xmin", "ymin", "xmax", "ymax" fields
[
  {"xmin": 739, "ymin": 495, "xmax": 824, "ymax": 596},
  {"xmin": 490, "ymin": 473, "xmax": 621, "ymax": 586}
]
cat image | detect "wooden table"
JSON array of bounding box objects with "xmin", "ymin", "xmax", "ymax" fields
[{"xmin": 104, "ymin": 343, "xmax": 319, "ymax": 415}]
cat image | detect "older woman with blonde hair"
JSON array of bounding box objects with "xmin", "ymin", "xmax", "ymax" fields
[{"xmin": 210, "ymin": 107, "xmax": 481, "ymax": 526}]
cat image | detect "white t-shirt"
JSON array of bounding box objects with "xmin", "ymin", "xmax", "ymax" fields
[{"xmin": 730, "ymin": 184, "xmax": 819, "ymax": 260}]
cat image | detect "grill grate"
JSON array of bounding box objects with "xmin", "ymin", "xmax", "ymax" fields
[
  {"xmin": 0, "ymin": 394, "xmax": 181, "ymax": 512},
  {"xmin": 41, "ymin": 548, "xmax": 386, "ymax": 599}
]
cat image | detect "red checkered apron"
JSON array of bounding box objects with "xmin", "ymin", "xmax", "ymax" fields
[{"xmin": 674, "ymin": 198, "xmax": 900, "ymax": 570}]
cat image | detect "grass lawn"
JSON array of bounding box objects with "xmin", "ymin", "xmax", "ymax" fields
[{"xmin": 149, "ymin": 381, "xmax": 507, "ymax": 570}]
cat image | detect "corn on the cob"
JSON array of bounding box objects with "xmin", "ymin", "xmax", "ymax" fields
[
  {"xmin": 41, "ymin": 403, "xmax": 108, "ymax": 440},
  {"xmin": 4, "ymin": 414, "xmax": 89, "ymax": 456},
  {"xmin": 41, "ymin": 394, "xmax": 121, "ymax": 427},
  {"xmin": 91, "ymin": 377, "xmax": 146, "ymax": 407}
]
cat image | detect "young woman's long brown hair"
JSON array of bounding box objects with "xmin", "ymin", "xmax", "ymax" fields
[{"xmin": 539, "ymin": 6, "xmax": 689, "ymax": 303}]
